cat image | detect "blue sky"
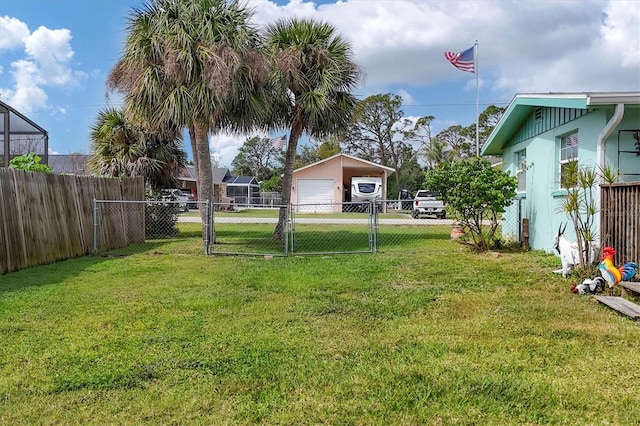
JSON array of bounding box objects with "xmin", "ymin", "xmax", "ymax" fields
[{"xmin": 1, "ymin": 0, "xmax": 639, "ymax": 167}]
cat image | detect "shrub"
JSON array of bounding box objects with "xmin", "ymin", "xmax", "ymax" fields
[
  {"xmin": 9, "ymin": 153, "xmax": 52, "ymax": 173},
  {"xmin": 424, "ymin": 157, "xmax": 517, "ymax": 251},
  {"xmin": 145, "ymin": 193, "xmax": 179, "ymax": 238}
]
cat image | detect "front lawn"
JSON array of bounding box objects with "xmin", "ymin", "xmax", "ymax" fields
[{"xmin": 1, "ymin": 234, "xmax": 639, "ymax": 425}]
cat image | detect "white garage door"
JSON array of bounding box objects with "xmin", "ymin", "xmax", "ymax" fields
[{"xmin": 297, "ymin": 179, "xmax": 334, "ymax": 212}]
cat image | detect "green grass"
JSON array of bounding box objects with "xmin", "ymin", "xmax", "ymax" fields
[{"xmin": 1, "ymin": 233, "xmax": 640, "ymax": 425}]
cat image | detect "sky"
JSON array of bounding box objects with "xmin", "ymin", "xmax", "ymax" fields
[{"xmin": 1, "ymin": 0, "xmax": 639, "ymax": 168}]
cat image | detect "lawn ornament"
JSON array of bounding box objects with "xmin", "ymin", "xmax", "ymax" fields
[
  {"xmin": 571, "ymin": 277, "xmax": 606, "ymax": 295},
  {"xmin": 553, "ymin": 223, "xmax": 598, "ymax": 278},
  {"xmin": 599, "ymin": 246, "xmax": 638, "ymax": 295}
]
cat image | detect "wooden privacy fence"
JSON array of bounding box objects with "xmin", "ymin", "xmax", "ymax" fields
[
  {"xmin": 0, "ymin": 169, "xmax": 144, "ymax": 275},
  {"xmin": 600, "ymin": 182, "xmax": 640, "ymax": 264}
]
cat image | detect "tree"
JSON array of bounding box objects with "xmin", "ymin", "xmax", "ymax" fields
[
  {"xmin": 555, "ymin": 160, "xmax": 615, "ymax": 271},
  {"xmin": 260, "ymin": 175, "xmax": 282, "ymax": 193},
  {"xmin": 107, "ymin": 0, "xmax": 272, "ymax": 226},
  {"xmin": 231, "ymin": 136, "xmax": 283, "ymax": 181},
  {"xmin": 88, "ymin": 107, "xmax": 186, "ymax": 191},
  {"xmin": 317, "ymin": 140, "xmax": 341, "ymax": 160},
  {"xmin": 432, "ymin": 125, "xmax": 473, "ymax": 160},
  {"xmin": 424, "ymin": 158, "xmax": 517, "ymax": 251},
  {"xmin": 295, "ymin": 145, "xmax": 319, "ymax": 169},
  {"xmin": 428, "ymin": 105, "xmax": 505, "ymax": 160},
  {"xmin": 8, "ymin": 153, "xmax": 52, "ymax": 173},
  {"xmin": 424, "ymin": 138, "xmax": 451, "ymax": 169},
  {"xmin": 477, "ymin": 105, "xmax": 505, "ymax": 152},
  {"xmin": 264, "ymin": 18, "xmax": 361, "ymax": 239},
  {"xmin": 403, "ymin": 115, "xmax": 435, "ymax": 168}
]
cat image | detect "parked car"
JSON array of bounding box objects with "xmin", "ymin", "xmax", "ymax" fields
[
  {"xmin": 161, "ymin": 189, "xmax": 189, "ymax": 212},
  {"xmin": 178, "ymin": 188, "xmax": 198, "ymax": 209},
  {"xmin": 411, "ymin": 190, "xmax": 446, "ymax": 219}
]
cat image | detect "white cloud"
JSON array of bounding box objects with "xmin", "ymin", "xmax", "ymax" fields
[
  {"xmin": 250, "ymin": 0, "xmax": 639, "ymax": 95},
  {"xmin": 0, "ymin": 18, "xmax": 86, "ymax": 114},
  {"xmin": 600, "ymin": 0, "xmax": 640, "ymax": 69},
  {"xmin": 209, "ymin": 131, "xmax": 252, "ymax": 169},
  {"xmin": 0, "ymin": 16, "xmax": 30, "ymax": 50},
  {"xmin": 397, "ymin": 89, "xmax": 416, "ymax": 106},
  {"xmin": 24, "ymin": 26, "xmax": 78, "ymax": 86}
]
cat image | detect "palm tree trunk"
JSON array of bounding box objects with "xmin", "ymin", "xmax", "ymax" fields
[
  {"xmin": 188, "ymin": 122, "xmax": 199, "ymax": 194},
  {"xmin": 194, "ymin": 122, "xmax": 213, "ymax": 239},
  {"xmin": 272, "ymin": 114, "xmax": 302, "ymax": 240}
]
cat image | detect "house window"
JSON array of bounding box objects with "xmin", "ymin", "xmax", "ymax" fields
[
  {"xmin": 560, "ymin": 132, "xmax": 578, "ymax": 188},
  {"xmin": 515, "ymin": 150, "xmax": 526, "ymax": 192}
]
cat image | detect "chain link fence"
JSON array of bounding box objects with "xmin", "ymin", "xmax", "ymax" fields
[
  {"xmin": 93, "ymin": 200, "xmax": 212, "ymax": 255},
  {"xmin": 93, "ymin": 199, "xmax": 522, "ymax": 257},
  {"xmin": 208, "ymin": 203, "xmax": 288, "ymax": 256}
]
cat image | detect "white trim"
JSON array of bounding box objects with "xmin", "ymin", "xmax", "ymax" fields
[{"xmin": 293, "ymin": 153, "xmax": 395, "ymax": 175}]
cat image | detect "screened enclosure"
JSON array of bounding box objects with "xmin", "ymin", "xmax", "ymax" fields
[{"xmin": 0, "ymin": 100, "xmax": 48, "ymax": 167}]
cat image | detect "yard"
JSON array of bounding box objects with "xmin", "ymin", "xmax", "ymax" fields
[{"xmin": 1, "ymin": 225, "xmax": 639, "ymax": 425}]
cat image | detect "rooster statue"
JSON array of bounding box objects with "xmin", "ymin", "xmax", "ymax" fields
[
  {"xmin": 598, "ymin": 246, "xmax": 638, "ymax": 295},
  {"xmin": 571, "ymin": 277, "xmax": 606, "ymax": 295}
]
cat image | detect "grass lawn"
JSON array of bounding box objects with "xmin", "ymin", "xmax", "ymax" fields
[{"xmin": 1, "ymin": 229, "xmax": 640, "ymax": 425}]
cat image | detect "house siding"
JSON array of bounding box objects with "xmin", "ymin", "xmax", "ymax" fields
[
  {"xmin": 485, "ymin": 93, "xmax": 640, "ymax": 257},
  {"xmin": 510, "ymin": 107, "xmax": 593, "ymax": 146},
  {"xmin": 501, "ymin": 110, "xmax": 609, "ymax": 253}
]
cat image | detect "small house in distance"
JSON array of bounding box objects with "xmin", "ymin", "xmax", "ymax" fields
[
  {"xmin": 49, "ymin": 154, "xmax": 91, "ymax": 175},
  {"xmin": 212, "ymin": 167, "xmax": 259, "ymax": 206}
]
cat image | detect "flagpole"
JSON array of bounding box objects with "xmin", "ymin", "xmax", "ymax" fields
[{"xmin": 475, "ymin": 40, "xmax": 479, "ymax": 157}]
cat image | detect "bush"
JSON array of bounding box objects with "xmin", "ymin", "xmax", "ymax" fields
[
  {"xmin": 145, "ymin": 193, "xmax": 179, "ymax": 239},
  {"xmin": 424, "ymin": 157, "xmax": 517, "ymax": 251},
  {"xmin": 9, "ymin": 153, "xmax": 52, "ymax": 173}
]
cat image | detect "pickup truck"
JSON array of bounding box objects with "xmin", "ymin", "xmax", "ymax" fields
[
  {"xmin": 161, "ymin": 189, "xmax": 189, "ymax": 212},
  {"xmin": 411, "ymin": 190, "xmax": 446, "ymax": 219}
]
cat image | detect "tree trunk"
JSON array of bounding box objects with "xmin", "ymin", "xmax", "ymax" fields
[
  {"xmin": 188, "ymin": 122, "xmax": 199, "ymax": 195},
  {"xmin": 272, "ymin": 113, "xmax": 303, "ymax": 240},
  {"xmin": 194, "ymin": 122, "xmax": 213, "ymax": 240}
]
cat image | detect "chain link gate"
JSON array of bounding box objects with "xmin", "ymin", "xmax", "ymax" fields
[
  {"xmin": 208, "ymin": 203, "xmax": 289, "ymax": 257},
  {"xmin": 289, "ymin": 201, "xmax": 378, "ymax": 255}
]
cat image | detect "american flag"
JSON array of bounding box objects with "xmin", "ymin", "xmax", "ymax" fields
[
  {"xmin": 444, "ymin": 46, "xmax": 475, "ymax": 73},
  {"xmin": 269, "ymin": 135, "xmax": 287, "ymax": 149}
]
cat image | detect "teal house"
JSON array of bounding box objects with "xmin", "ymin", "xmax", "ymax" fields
[{"xmin": 482, "ymin": 92, "xmax": 640, "ymax": 254}]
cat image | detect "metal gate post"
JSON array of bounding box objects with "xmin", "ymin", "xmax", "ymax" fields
[
  {"xmin": 204, "ymin": 200, "xmax": 211, "ymax": 255},
  {"xmin": 289, "ymin": 204, "xmax": 295, "ymax": 256},
  {"xmin": 93, "ymin": 199, "xmax": 98, "ymax": 252},
  {"xmin": 368, "ymin": 201, "xmax": 379, "ymax": 253}
]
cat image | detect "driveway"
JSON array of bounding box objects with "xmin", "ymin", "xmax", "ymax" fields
[{"xmin": 179, "ymin": 215, "xmax": 453, "ymax": 226}]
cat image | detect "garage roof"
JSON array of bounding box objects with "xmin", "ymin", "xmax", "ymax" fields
[{"xmin": 294, "ymin": 153, "xmax": 395, "ymax": 175}]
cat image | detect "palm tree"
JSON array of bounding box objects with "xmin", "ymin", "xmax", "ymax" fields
[
  {"xmin": 107, "ymin": 0, "xmax": 272, "ymax": 221},
  {"xmin": 88, "ymin": 107, "xmax": 186, "ymax": 191},
  {"xmin": 264, "ymin": 18, "xmax": 362, "ymax": 239},
  {"xmin": 424, "ymin": 138, "xmax": 451, "ymax": 170}
]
